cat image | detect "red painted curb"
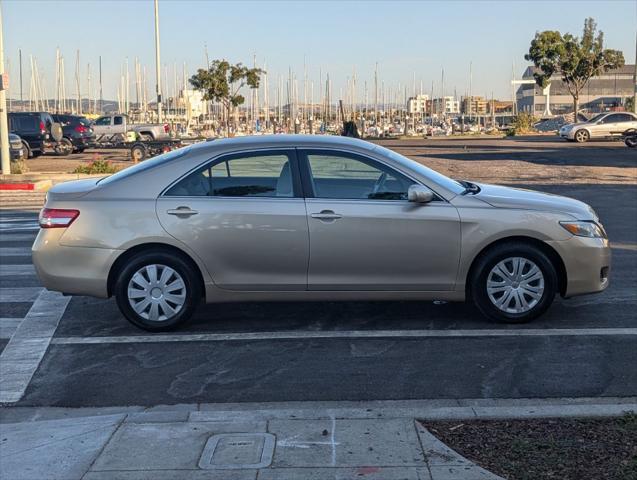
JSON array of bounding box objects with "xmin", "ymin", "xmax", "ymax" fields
[{"xmin": 0, "ymin": 183, "xmax": 36, "ymax": 191}]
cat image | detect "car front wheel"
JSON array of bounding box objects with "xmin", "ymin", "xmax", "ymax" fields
[
  {"xmin": 114, "ymin": 250, "xmax": 201, "ymax": 331},
  {"xmin": 471, "ymin": 243, "xmax": 557, "ymax": 323},
  {"xmin": 574, "ymin": 129, "xmax": 590, "ymax": 143}
]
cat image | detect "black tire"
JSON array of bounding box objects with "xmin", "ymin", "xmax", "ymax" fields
[
  {"xmin": 130, "ymin": 144, "xmax": 147, "ymax": 162},
  {"xmin": 625, "ymin": 136, "xmax": 637, "ymax": 148},
  {"xmin": 470, "ymin": 242, "xmax": 558, "ymax": 324},
  {"xmin": 21, "ymin": 141, "xmax": 32, "ymax": 159},
  {"xmin": 55, "ymin": 138, "xmax": 73, "ymax": 156},
  {"xmin": 114, "ymin": 250, "xmax": 202, "ymax": 332},
  {"xmin": 574, "ymin": 129, "xmax": 590, "ymax": 143}
]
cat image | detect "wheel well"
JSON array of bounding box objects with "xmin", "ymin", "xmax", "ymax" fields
[
  {"xmin": 107, "ymin": 243, "xmax": 205, "ymax": 297},
  {"xmin": 466, "ymin": 236, "xmax": 567, "ymax": 298}
]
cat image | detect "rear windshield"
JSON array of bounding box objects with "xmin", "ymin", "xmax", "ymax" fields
[{"xmin": 98, "ymin": 146, "xmax": 192, "ymax": 185}]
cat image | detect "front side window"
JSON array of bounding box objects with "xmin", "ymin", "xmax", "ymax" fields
[
  {"xmin": 305, "ymin": 152, "xmax": 413, "ymax": 200},
  {"xmin": 166, "ymin": 152, "xmax": 295, "ymax": 198}
]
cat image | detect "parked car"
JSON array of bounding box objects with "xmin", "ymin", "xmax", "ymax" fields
[
  {"xmin": 8, "ymin": 112, "xmax": 63, "ymax": 157},
  {"xmin": 559, "ymin": 112, "xmax": 637, "ymax": 142},
  {"xmin": 91, "ymin": 114, "xmax": 170, "ymax": 142},
  {"xmin": 33, "ymin": 136, "xmax": 610, "ymax": 331},
  {"xmin": 51, "ymin": 114, "xmax": 95, "ymax": 154},
  {"xmin": 9, "ymin": 133, "xmax": 25, "ymax": 160}
]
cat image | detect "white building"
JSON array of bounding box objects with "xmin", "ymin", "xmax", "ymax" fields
[
  {"xmin": 432, "ymin": 96, "xmax": 460, "ymax": 115},
  {"xmin": 181, "ymin": 89, "xmax": 208, "ymax": 119},
  {"xmin": 407, "ymin": 94, "xmax": 429, "ymax": 114}
]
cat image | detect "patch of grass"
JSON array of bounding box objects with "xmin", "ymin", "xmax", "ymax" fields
[
  {"xmin": 73, "ymin": 159, "xmax": 120, "ymax": 175},
  {"xmin": 10, "ymin": 159, "xmax": 29, "ymax": 174}
]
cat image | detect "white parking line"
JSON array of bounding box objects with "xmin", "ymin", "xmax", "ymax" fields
[
  {"xmin": 0, "ymin": 287, "xmax": 43, "ymax": 302},
  {"xmin": 0, "ymin": 265, "xmax": 36, "ymax": 276},
  {"xmin": 0, "ymin": 290, "xmax": 71, "ymax": 403},
  {"xmin": 0, "ymin": 234, "xmax": 37, "ymax": 243},
  {"xmin": 0, "ymin": 247, "xmax": 32, "ymax": 256},
  {"xmin": 50, "ymin": 327, "xmax": 637, "ymax": 345}
]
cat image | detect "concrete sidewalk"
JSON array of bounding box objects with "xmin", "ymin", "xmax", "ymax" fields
[{"xmin": 1, "ymin": 398, "xmax": 636, "ymax": 480}]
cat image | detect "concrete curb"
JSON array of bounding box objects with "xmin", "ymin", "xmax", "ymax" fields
[{"xmin": 4, "ymin": 398, "xmax": 636, "ymax": 424}]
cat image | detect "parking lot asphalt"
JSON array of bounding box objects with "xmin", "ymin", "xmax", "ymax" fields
[
  {"xmin": 1, "ymin": 138, "xmax": 635, "ymax": 408},
  {"xmin": 0, "ymin": 180, "xmax": 633, "ymax": 407}
]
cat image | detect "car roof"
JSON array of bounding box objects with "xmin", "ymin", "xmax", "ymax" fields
[{"xmin": 190, "ymin": 134, "xmax": 377, "ymax": 155}]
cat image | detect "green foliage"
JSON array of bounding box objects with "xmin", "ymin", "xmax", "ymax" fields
[
  {"xmin": 189, "ymin": 60, "xmax": 264, "ymax": 135},
  {"xmin": 506, "ymin": 113, "xmax": 538, "ymax": 136},
  {"xmin": 525, "ymin": 18, "xmax": 625, "ymax": 115},
  {"xmin": 73, "ymin": 160, "xmax": 119, "ymax": 175}
]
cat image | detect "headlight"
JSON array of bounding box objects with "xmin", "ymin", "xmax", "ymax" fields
[{"xmin": 560, "ymin": 221, "xmax": 606, "ymax": 238}]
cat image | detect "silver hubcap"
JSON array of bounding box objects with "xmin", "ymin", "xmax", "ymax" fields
[
  {"xmin": 486, "ymin": 257, "xmax": 544, "ymax": 314},
  {"xmin": 127, "ymin": 264, "xmax": 186, "ymax": 322},
  {"xmin": 576, "ymin": 131, "xmax": 587, "ymax": 141}
]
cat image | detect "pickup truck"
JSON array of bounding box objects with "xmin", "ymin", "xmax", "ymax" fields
[{"xmin": 91, "ymin": 114, "xmax": 170, "ymax": 142}]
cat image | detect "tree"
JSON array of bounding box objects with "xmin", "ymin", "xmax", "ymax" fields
[
  {"xmin": 189, "ymin": 60, "xmax": 264, "ymax": 136},
  {"xmin": 525, "ymin": 18, "xmax": 624, "ymax": 118}
]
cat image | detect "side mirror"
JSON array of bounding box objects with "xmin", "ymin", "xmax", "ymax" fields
[{"xmin": 408, "ymin": 185, "xmax": 434, "ymax": 203}]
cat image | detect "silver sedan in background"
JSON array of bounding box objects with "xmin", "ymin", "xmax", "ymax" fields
[{"xmin": 33, "ymin": 136, "xmax": 610, "ymax": 331}]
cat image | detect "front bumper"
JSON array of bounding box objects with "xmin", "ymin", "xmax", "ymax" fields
[
  {"xmin": 559, "ymin": 129, "xmax": 575, "ymax": 139},
  {"xmin": 32, "ymin": 229, "xmax": 119, "ymax": 298},
  {"xmin": 10, "ymin": 148, "xmax": 24, "ymax": 160},
  {"xmin": 547, "ymin": 236, "xmax": 611, "ymax": 297}
]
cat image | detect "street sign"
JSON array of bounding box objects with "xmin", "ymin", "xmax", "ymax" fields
[{"xmin": 0, "ymin": 73, "xmax": 8, "ymax": 91}]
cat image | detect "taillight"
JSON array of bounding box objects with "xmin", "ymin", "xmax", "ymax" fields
[
  {"xmin": 39, "ymin": 208, "xmax": 80, "ymax": 228},
  {"xmin": 75, "ymin": 125, "xmax": 87, "ymax": 133},
  {"xmin": 163, "ymin": 124, "xmax": 170, "ymax": 133},
  {"xmin": 39, "ymin": 121, "xmax": 46, "ymax": 134}
]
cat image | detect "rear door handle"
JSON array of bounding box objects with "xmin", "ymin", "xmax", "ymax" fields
[
  {"xmin": 311, "ymin": 210, "xmax": 342, "ymax": 221},
  {"xmin": 167, "ymin": 207, "xmax": 198, "ymax": 217}
]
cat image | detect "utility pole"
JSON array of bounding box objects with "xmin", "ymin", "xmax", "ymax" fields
[
  {"xmin": 99, "ymin": 55, "xmax": 103, "ymax": 114},
  {"xmin": 633, "ymin": 30, "xmax": 636, "ymax": 113},
  {"xmin": 154, "ymin": 0, "xmax": 162, "ymax": 123},
  {"xmin": 0, "ymin": 1, "xmax": 10, "ymax": 174}
]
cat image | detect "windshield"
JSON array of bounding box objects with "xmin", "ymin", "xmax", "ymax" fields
[
  {"xmin": 372, "ymin": 144, "xmax": 466, "ymax": 195},
  {"xmin": 586, "ymin": 114, "xmax": 606, "ymax": 123},
  {"xmin": 98, "ymin": 146, "xmax": 191, "ymax": 185}
]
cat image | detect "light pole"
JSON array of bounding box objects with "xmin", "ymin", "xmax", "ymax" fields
[
  {"xmin": 154, "ymin": 0, "xmax": 162, "ymax": 123},
  {"xmin": 0, "ymin": 1, "xmax": 11, "ymax": 175}
]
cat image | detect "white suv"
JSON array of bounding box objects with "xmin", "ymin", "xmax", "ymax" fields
[{"xmin": 559, "ymin": 112, "xmax": 637, "ymax": 143}]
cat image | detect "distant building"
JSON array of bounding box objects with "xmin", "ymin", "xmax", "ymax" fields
[
  {"xmin": 432, "ymin": 96, "xmax": 460, "ymax": 115},
  {"xmin": 461, "ymin": 96, "xmax": 488, "ymax": 115},
  {"xmin": 516, "ymin": 64, "xmax": 635, "ymax": 115},
  {"xmin": 407, "ymin": 94, "xmax": 429, "ymax": 114},
  {"xmin": 181, "ymin": 89, "xmax": 208, "ymax": 118}
]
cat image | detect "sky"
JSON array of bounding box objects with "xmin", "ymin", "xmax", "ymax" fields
[{"xmin": 2, "ymin": 0, "xmax": 636, "ymax": 104}]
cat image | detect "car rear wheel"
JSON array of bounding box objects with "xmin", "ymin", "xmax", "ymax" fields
[
  {"xmin": 21, "ymin": 141, "xmax": 32, "ymax": 159},
  {"xmin": 114, "ymin": 251, "xmax": 201, "ymax": 332},
  {"xmin": 470, "ymin": 243, "xmax": 557, "ymax": 323},
  {"xmin": 54, "ymin": 138, "xmax": 73, "ymax": 156},
  {"xmin": 574, "ymin": 129, "xmax": 590, "ymax": 143}
]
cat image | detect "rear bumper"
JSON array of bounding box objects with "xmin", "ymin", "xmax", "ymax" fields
[
  {"xmin": 546, "ymin": 236, "xmax": 611, "ymax": 297},
  {"xmin": 32, "ymin": 229, "xmax": 118, "ymax": 298}
]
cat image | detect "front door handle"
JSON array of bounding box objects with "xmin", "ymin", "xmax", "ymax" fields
[
  {"xmin": 167, "ymin": 207, "xmax": 198, "ymax": 217},
  {"xmin": 311, "ymin": 210, "xmax": 342, "ymax": 221}
]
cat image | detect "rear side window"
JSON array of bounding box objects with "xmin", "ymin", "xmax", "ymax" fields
[
  {"xmin": 165, "ymin": 151, "xmax": 296, "ymax": 198},
  {"xmin": 114, "ymin": 116, "xmax": 124, "ymax": 125}
]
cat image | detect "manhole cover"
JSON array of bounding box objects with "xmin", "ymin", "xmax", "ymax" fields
[{"xmin": 198, "ymin": 433, "xmax": 275, "ymax": 469}]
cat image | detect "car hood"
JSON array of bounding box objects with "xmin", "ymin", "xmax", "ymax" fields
[
  {"xmin": 561, "ymin": 122, "xmax": 590, "ymax": 130},
  {"xmin": 473, "ymin": 183, "xmax": 597, "ymax": 220}
]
